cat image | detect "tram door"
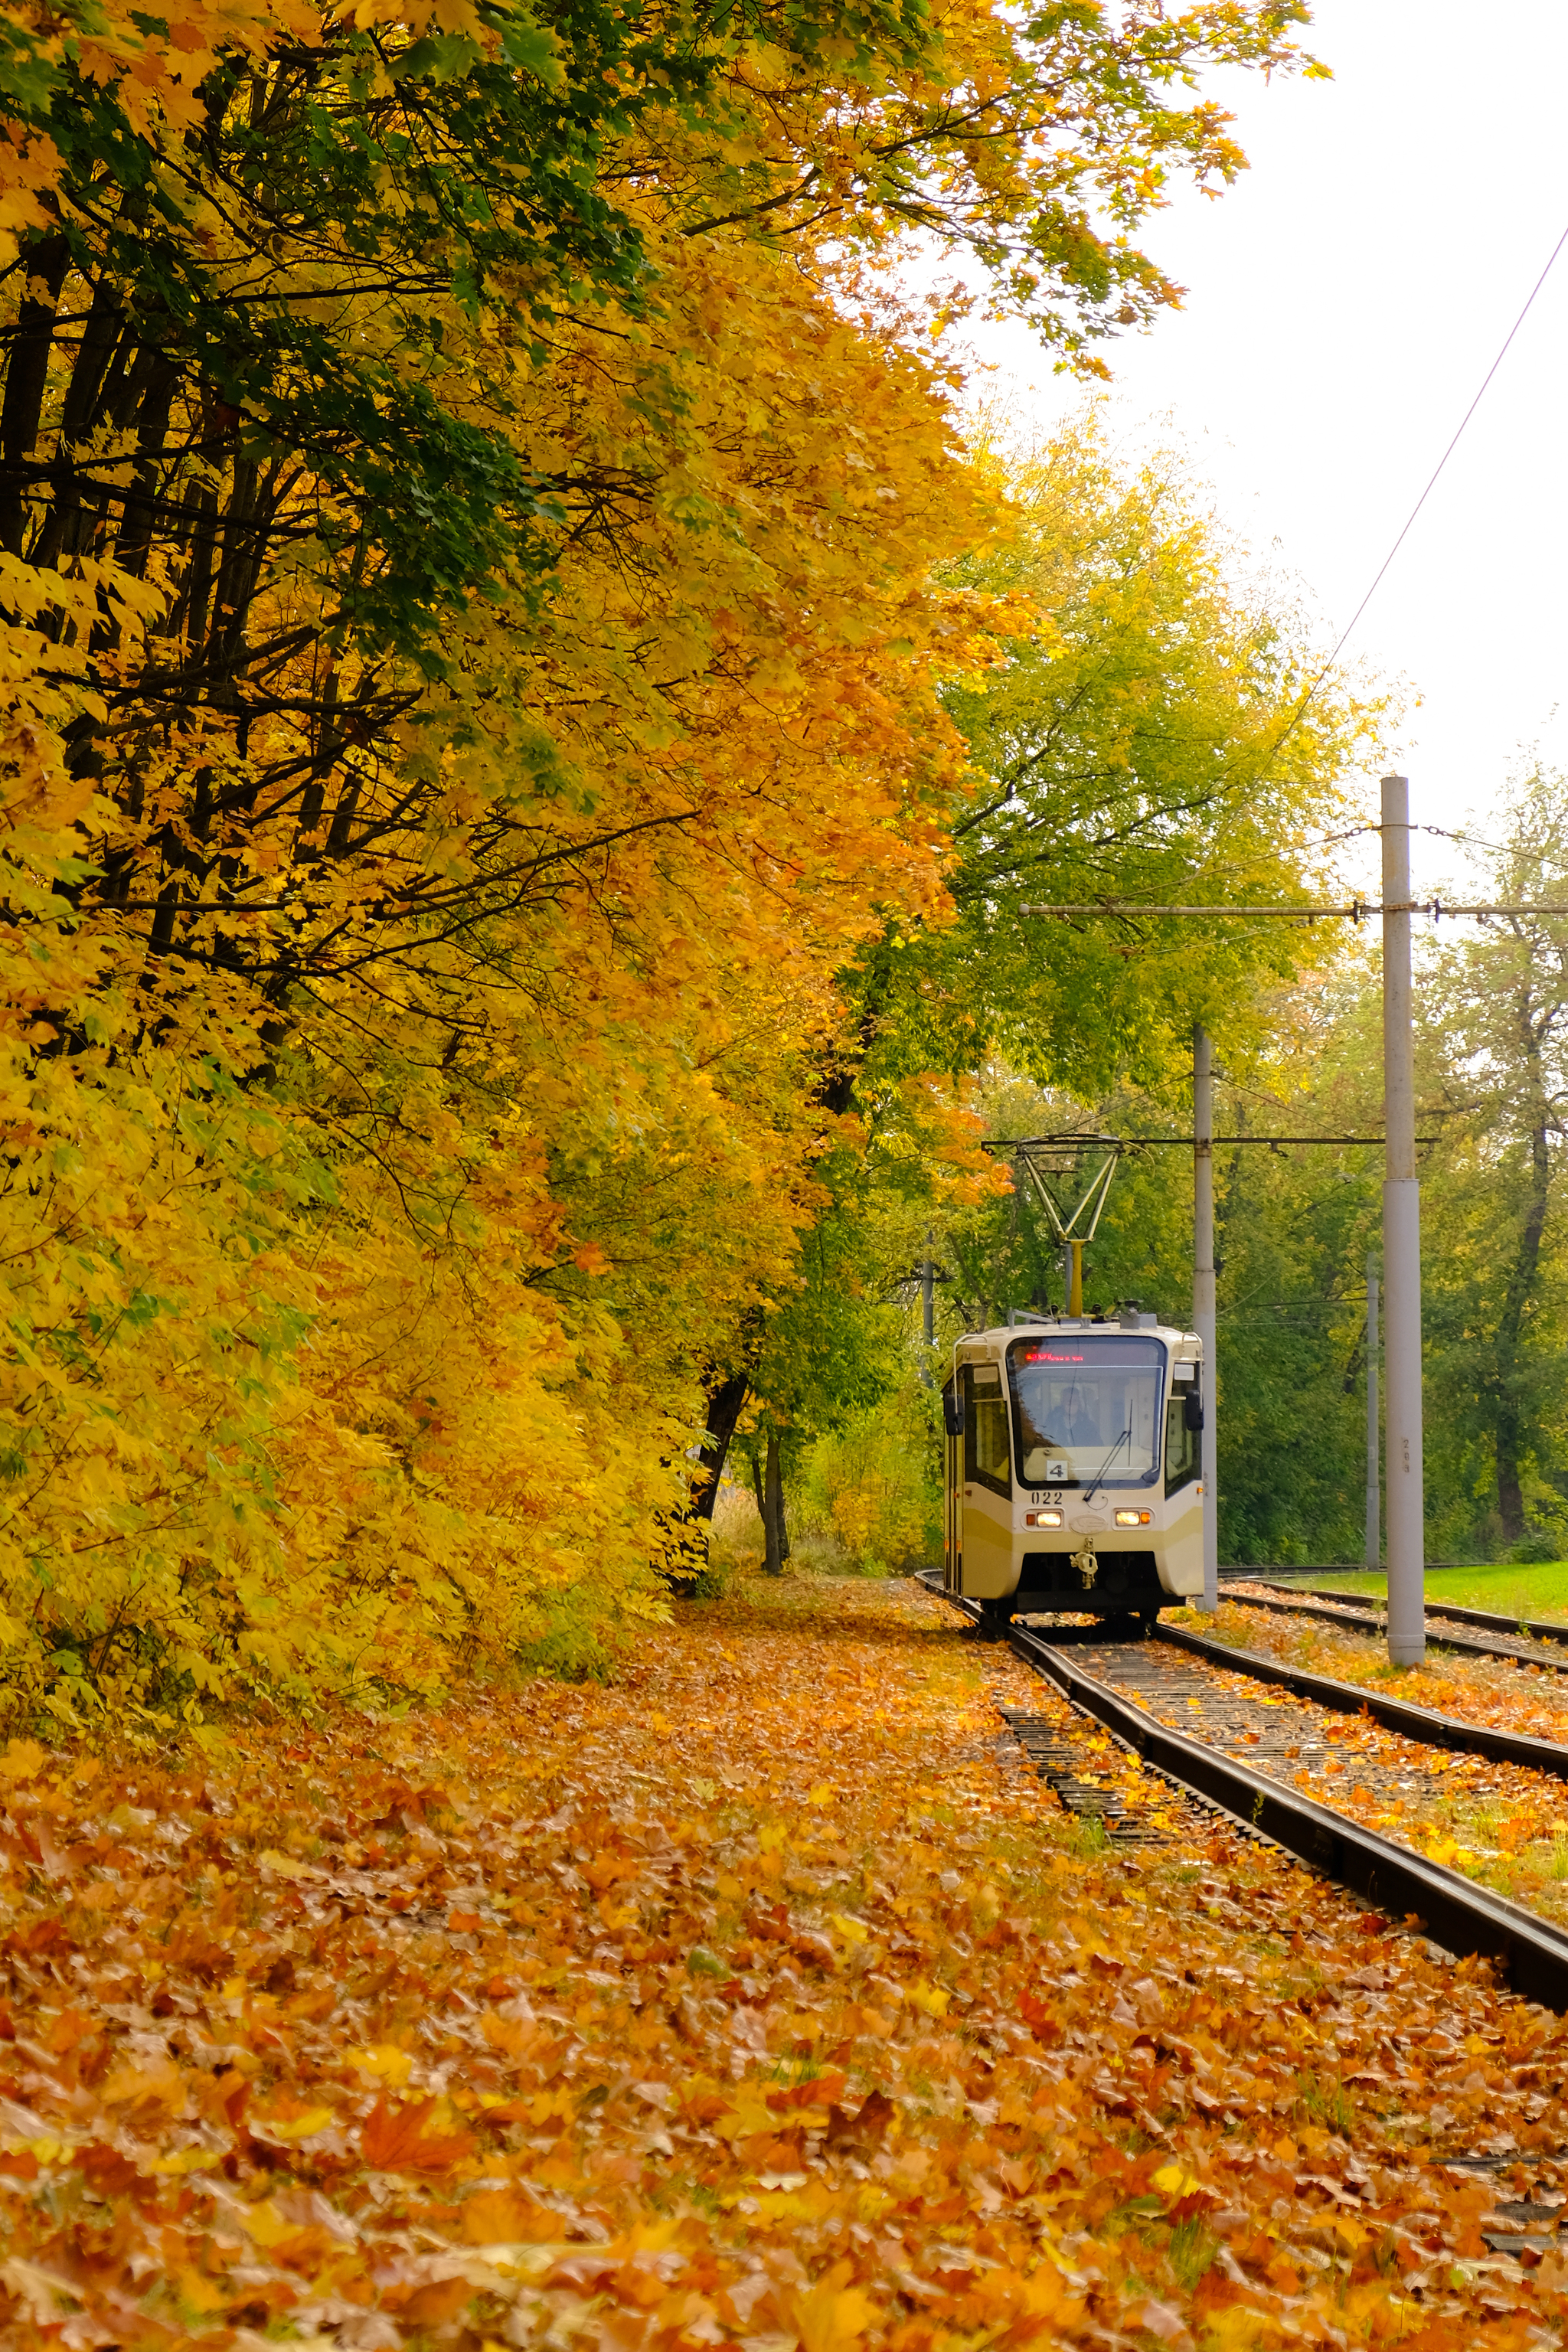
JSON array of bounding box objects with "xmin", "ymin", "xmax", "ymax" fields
[{"xmin": 943, "ymin": 1376, "xmax": 963, "ymax": 1592}]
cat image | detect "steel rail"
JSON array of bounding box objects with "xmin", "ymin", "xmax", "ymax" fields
[
  {"xmin": 1249, "ymin": 1576, "xmax": 1568, "ymax": 1649},
  {"xmin": 915, "ymin": 1574, "xmax": 1568, "ymax": 2007},
  {"xmin": 1004, "ymin": 1619, "xmax": 1568, "ymax": 2011},
  {"xmin": 1216, "ymin": 1585, "xmax": 1568, "ymax": 1673},
  {"xmin": 1155, "ymin": 1618, "xmax": 1568, "ymax": 1781}
]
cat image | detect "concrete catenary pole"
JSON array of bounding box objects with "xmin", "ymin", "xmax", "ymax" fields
[
  {"xmin": 1364, "ymin": 1252, "xmax": 1380, "ymax": 1572},
  {"xmin": 1381, "ymin": 776, "xmax": 1426, "ymax": 1664},
  {"xmin": 1194, "ymin": 1024, "xmax": 1218, "ymax": 1612}
]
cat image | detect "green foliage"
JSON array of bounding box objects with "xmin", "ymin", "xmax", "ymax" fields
[
  {"xmin": 1509, "ymin": 1530, "xmax": 1560, "ymax": 1566},
  {"xmin": 910, "ymin": 1055, "xmax": 1381, "ymax": 1566},
  {"xmin": 851, "ymin": 406, "xmax": 1390, "ymax": 1106},
  {"xmin": 792, "ymin": 1389, "xmax": 941, "ymax": 1574},
  {"xmin": 916, "ymin": 761, "xmax": 1568, "ymax": 1570}
]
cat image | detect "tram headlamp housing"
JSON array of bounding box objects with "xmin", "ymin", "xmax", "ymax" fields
[
  {"xmin": 1025, "ymin": 1510, "xmax": 1063, "ymax": 1527},
  {"xmin": 1114, "ymin": 1509, "xmax": 1153, "ymax": 1527}
]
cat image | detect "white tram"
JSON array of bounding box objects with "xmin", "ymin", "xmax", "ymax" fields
[{"xmin": 942, "ymin": 1308, "xmax": 1205, "ymax": 1628}]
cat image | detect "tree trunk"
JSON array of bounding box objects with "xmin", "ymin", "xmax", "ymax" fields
[
  {"xmin": 691, "ymin": 1370, "xmax": 749, "ymax": 1522},
  {"xmin": 765, "ymin": 1429, "xmax": 789, "ymax": 1573},
  {"xmin": 0, "ymin": 232, "xmax": 70, "ymax": 558},
  {"xmin": 1496, "ymin": 1113, "xmax": 1550, "ymax": 1540},
  {"xmin": 756, "ymin": 1429, "xmax": 789, "ymax": 1574},
  {"xmin": 652, "ymin": 1366, "xmax": 750, "ymax": 1589},
  {"xmin": 750, "ymin": 1451, "xmax": 768, "ymax": 1553}
]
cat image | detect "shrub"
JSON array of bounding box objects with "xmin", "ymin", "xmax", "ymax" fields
[
  {"xmin": 793, "ymin": 1391, "xmax": 940, "ymax": 1576},
  {"xmin": 1509, "ymin": 1528, "xmax": 1562, "ymax": 1565}
]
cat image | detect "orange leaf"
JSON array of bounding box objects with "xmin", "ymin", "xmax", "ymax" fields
[{"xmin": 359, "ymin": 2095, "xmax": 477, "ymax": 2172}]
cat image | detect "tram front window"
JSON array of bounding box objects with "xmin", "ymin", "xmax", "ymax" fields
[{"xmin": 1007, "ymin": 1337, "xmax": 1163, "ymax": 1488}]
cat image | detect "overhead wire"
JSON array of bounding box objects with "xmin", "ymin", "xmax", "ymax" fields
[{"xmin": 1263, "ymin": 217, "xmax": 1568, "ymax": 770}]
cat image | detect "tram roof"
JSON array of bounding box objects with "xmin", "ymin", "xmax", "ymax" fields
[{"xmin": 956, "ymin": 1315, "xmax": 1200, "ymax": 1354}]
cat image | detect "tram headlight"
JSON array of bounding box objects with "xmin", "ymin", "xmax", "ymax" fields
[
  {"xmin": 1114, "ymin": 1508, "xmax": 1152, "ymax": 1527},
  {"xmin": 1025, "ymin": 1510, "xmax": 1063, "ymax": 1527}
]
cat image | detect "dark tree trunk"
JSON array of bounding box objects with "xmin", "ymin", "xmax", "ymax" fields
[
  {"xmin": 691, "ymin": 1370, "xmax": 748, "ymax": 1522},
  {"xmin": 1496, "ymin": 1115, "xmax": 1550, "ymax": 1539},
  {"xmin": 764, "ymin": 1429, "xmax": 790, "ymax": 1572},
  {"xmin": 0, "ymin": 232, "xmax": 71, "ymax": 558},
  {"xmin": 652, "ymin": 1367, "xmax": 750, "ymax": 1589},
  {"xmin": 750, "ymin": 1450, "xmax": 768, "ymax": 1551},
  {"xmin": 753, "ymin": 1433, "xmax": 789, "ymax": 1574}
]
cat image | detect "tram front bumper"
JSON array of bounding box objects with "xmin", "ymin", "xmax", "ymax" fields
[{"xmin": 1014, "ymin": 1548, "xmax": 1165, "ymax": 1604}]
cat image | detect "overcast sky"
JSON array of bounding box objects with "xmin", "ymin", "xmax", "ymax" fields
[{"xmin": 959, "ymin": 0, "xmax": 1568, "ymax": 903}]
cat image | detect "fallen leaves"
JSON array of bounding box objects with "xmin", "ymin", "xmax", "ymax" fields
[
  {"xmin": 1175, "ymin": 1598, "xmax": 1568, "ymax": 1927},
  {"xmin": 0, "ymin": 1576, "xmax": 1560, "ymax": 2346}
]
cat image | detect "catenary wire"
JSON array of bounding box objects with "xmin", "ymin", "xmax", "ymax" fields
[{"xmin": 1263, "ymin": 218, "xmax": 1568, "ymax": 769}]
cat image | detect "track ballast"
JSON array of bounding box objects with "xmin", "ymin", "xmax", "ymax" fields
[{"xmin": 919, "ymin": 1573, "xmax": 1568, "ymax": 2011}]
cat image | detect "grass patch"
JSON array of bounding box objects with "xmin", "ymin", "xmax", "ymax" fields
[
  {"xmin": 1302, "ymin": 1560, "xmax": 1568, "ymax": 1624},
  {"xmin": 1168, "ymin": 2216, "xmax": 1218, "ymax": 2292},
  {"xmin": 1294, "ymin": 2070, "xmax": 1355, "ymax": 2139}
]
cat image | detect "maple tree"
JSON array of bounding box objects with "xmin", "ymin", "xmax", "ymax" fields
[
  {"xmin": 700, "ymin": 413, "xmax": 1390, "ymax": 1540},
  {"xmin": 0, "ymin": 0, "xmax": 1338, "ymax": 1710},
  {"xmin": 0, "ymin": 244, "xmax": 985, "ymax": 1716}
]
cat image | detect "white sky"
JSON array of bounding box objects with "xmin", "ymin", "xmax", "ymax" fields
[{"xmin": 956, "ymin": 0, "xmax": 1568, "ymax": 903}]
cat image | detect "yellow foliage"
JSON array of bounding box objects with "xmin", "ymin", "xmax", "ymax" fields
[
  {"xmin": 0, "ymin": 186, "xmax": 994, "ymax": 1723},
  {"xmin": 0, "ymin": 0, "xmax": 1331, "ymax": 1725}
]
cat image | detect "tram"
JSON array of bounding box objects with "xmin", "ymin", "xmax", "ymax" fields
[{"xmin": 942, "ymin": 1307, "xmax": 1204, "ymax": 1628}]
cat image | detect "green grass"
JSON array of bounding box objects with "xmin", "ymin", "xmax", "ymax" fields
[{"xmin": 1305, "ymin": 1560, "xmax": 1568, "ymax": 1623}]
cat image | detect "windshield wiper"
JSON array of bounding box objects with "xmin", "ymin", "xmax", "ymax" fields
[{"xmin": 1083, "ymin": 1426, "xmax": 1132, "ymax": 1506}]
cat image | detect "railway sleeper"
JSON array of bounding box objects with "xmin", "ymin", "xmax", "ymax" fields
[
  {"xmin": 998, "ymin": 1705, "xmax": 1158, "ymax": 1843},
  {"xmin": 974, "ymin": 1600, "xmax": 1568, "ymax": 2249},
  {"xmin": 1220, "ymin": 1584, "xmax": 1568, "ymax": 1675}
]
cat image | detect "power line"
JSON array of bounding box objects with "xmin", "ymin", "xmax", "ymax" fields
[
  {"xmin": 1268, "ymin": 217, "xmax": 1568, "ymax": 763},
  {"xmin": 1130, "ymin": 1134, "xmax": 1437, "ymax": 1147},
  {"xmin": 1308, "ymin": 822, "xmax": 1543, "ymax": 858},
  {"xmin": 1325, "ymin": 222, "xmax": 1568, "ymax": 669},
  {"xmin": 1021, "ymin": 899, "xmax": 1568, "ymax": 920}
]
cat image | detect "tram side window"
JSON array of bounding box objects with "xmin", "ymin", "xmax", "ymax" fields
[
  {"xmin": 1165, "ymin": 1390, "xmax": 1198, "ymax": 1494},
  {"xmin": 966, "ymin": 1370, "xmax": 1012, "ymax": 1497}
]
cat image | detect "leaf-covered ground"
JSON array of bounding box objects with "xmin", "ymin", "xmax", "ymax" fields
[
  {"xmin": 2, "ymin": 1576, "xmax": 1568, "ymax": 2348},
  {"xmin": 1174, "ymin": 1599, "xmax": 1568, "ymax": 1923}
]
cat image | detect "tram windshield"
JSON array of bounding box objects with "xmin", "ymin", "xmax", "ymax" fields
[{"xmin": 1007, "ymin": 1336, "xmax": 1164, "ymax": 1489}]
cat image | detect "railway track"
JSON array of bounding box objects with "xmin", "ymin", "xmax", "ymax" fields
[
  {"xmin": 923, "ymin": 1576, "xmax": 1568, "ymax": 2267},
  {"xmin": 1229, "ymin": 1570, "xmax": 1568, "ymax": 1653},
  {"xmin": 1158, "ymin": 1613, "xmax": 1568, "ymax": 1777},
  {"xmin": 1220, "ymin": 1579, "xmax": 1568, "ymax": 1674},
  {"xmin": 917, "ymin": 1573, "xmax": 1568, "ymax": 2012}
]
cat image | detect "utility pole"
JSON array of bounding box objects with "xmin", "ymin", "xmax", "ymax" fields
[
  {"xmin": 1024, "ymin": 775, "xmax": 1485, "ymax": 1667},
  {"xmin": 1365, "ymin": 1252, "xmax": 1380, "ymax": 1571},
  {"xmin": 1381, "ymin": 776, "xmax": 1425, "ymax": 1664},
  {"xmin": 1194, "ymin": 1025, "xmax": 1218, "ymax": 1613},
  {"xmin": 920, "ymin": 1233, "xmax": 935, "ymax": 1387}
]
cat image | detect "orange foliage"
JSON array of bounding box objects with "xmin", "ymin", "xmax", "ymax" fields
[
  {"xmin": 0, "ymin": 1580, "xmax": 1551, "ymax": 2346},
  {"xmin": 0, "ymin": 0, "xmax": 1324, "ymax": 1709}
]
